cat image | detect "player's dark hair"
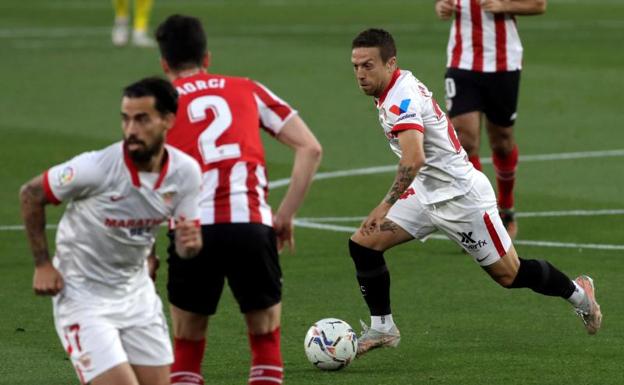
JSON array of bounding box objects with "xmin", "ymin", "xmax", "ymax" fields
[
  {"xmin": 156, "ymin": 14, "xmax": 207, "ymax": 70},
  {"xmin": 352, "ymin": 28, "xmax": 397, "ymax": 63},
  {"xmin": 123, "ymin": 77, "xmax": 178, "ymax": 115}
]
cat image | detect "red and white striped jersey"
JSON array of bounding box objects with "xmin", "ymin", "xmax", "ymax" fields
[
  {"xmin": 167, "ymin": 71, "xmax": 297, "ymax": 226},
  {"xmin": 446, "ymin": 0, "xmax": 523, "ymax": 72}
]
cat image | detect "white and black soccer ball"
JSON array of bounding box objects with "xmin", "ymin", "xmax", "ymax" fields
[{"xmin": 304, "ymin": 318, "xmax": 357, "ymax": 370}]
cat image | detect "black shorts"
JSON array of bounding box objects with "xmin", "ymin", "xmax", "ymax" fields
[
  {"xmin": 167, "ymin": 223, "xmax": 282, "ymax": 315},
  {"xmin": 444, "ymin": 68, "xmax": 521, "ymax": 127}
]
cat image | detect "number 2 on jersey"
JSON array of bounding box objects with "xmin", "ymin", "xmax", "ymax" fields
[{"xmin": 187, "ymin": 96, "xmax": 241, "ymax": 164}]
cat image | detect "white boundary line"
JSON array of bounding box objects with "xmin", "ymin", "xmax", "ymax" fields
[
  {"xmin": 297, "ymin": 209, "xmax": 624, "ymax": 223},
  {"xmin": 3, "ymin": 208, "xmax": 623, "ymax": 232},
  {"xmin": 269, "ymin": 148, "xmax": 624, "ymax": 189},
  {"xmin": 4, "ymin": 148, "xmax": 624, "ymax": 251},
  {"xmin": 293, "ymin": 220, "xmax": 624, "ymax": 251},
  {"xmin": 2, "ymin": 17, "xmax": 624, "ymax": 39}
]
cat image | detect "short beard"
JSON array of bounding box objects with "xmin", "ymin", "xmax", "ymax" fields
[
  {"xmin": 360, "ymin": 84, "xmax": 382, "ymax": 97},
  {"xmin": 124, "ymin": 135, "xmax": 164, "ymax": 164}
]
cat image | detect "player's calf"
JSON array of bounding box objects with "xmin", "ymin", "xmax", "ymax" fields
[
  {"xmin": 170, "ymin": 338, "xmax": 205, "ymax": 385},
  {"xmin": 349, "ymin": 239, "xmax": 392, "ymax": 317},
  {"xmin": 507, "ymin": 258, "xmax": 576, "ymax": 299},
  {"xmin": 248, "ymin": 328, "xmax": 283, "ymax": 385}
]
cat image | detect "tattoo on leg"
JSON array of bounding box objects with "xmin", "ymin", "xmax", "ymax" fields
[{"xmin": 380, "ymin": 220, "xmax": 399, "ymax": 233}]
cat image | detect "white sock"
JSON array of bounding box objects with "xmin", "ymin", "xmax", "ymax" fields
[
  {"xmin": 371, "ymin": 314, "xmax": 395, "ymax": 332},
  {"xmin": 566, "ymin": 281, "xmax": 587, "ymax": 309}
]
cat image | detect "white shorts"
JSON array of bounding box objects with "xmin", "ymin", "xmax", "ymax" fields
[
  {"xmin": 52, "ymin": 283, "xmax": 173, "ymax": 383},
  {"xmin": 387, "ymin": 172, "xmax": 512, "ymax": 266}
]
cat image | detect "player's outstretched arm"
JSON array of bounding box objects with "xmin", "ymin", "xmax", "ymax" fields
[
  {"xmin": 480, "ymin": 0, "xmax": 546, "ymax": 15},
  {"xmin": 274, "ymin": 114, "xmax": 323, "ymax": 252},
  {"xmin": 360, "ymin": 130, "xmax": 425, "ymax": 236},
  {"xmin": 19, "ymin": 174, "xmax": 64, "ymax": 296}
]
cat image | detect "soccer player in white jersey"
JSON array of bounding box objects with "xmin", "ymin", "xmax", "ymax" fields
[
  {"xmin": 20, "ymin": 77, "xmax": 203, "ymax": 385},
  {"xmin": 348, "ymin": 28, "xmax": 601, "ymax": 356},
  {"xmin": 435, "ymin": 0, "xmax": 547, "ymax": 238}
]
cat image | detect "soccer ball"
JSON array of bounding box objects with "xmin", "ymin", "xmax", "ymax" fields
[{"xmin": 304, "ymin": 318, "xmax": 358, "ymax": 370}]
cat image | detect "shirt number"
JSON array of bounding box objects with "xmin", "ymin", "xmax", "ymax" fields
[{"xmin": 187, "ymin": 96, "xmax": 241, "ymax": 164}]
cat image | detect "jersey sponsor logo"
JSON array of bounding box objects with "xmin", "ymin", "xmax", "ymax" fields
[
  {"xmin": 58, "ymin": 166, "xmax": 75, "ymax": 186},
  {"xmin": 457, "ymin": 231, "xmax": 488, "ymax": 250},
  {"xmin": 389, "ymin": 99, "xmax": 411, "ymax": 115},
  {"xmin": 396, "ymin": 113, "xmax": 417, "ymax": 122},
  {"xmin": 104, "ymin": 217, "xmax": 165, "ymax": 228}
]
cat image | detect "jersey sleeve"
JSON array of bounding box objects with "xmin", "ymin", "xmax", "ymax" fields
[
  {"xmin": 43, "ymin": 151, "xmax": 104, "ymax": 205},
  {"xmin": 172, "ymin": 158, "xmax": 202, "ymax": 226},
  {"xmin": 251, "ymin": 81, "xmax": 298, "ymax": 136},
  {"xmin": 386, "ymin": 89, "xmax": 425, "ymax": 137}
]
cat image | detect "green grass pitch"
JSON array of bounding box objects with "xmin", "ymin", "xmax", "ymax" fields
[{"xmin": 1, "ymin": 0, "xmax": 623, "ymax": 384}]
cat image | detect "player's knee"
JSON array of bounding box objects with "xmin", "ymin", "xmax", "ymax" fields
[
  {"xmin": 245, "ymin": 303, "xmax": 281, "ymax": 335},
  {"xmin": 350, "ymin": 233, "xmax": 378, "ymax": 251},
  {"xmin": 494, "ymin": 272, "xmax": 518, "ymax": 288},
  {"xmin": 348, "ymin": 238, "xmax": 386, "ymax": 271},
  {"xmin": 171, "ymin": 311, "xmax": 208, "ymax": 340},
  {"xmin": 457, "ymin": 133, "xmax": 479, "ymax": 155},
  {"xmin": 491, "ymin": 141, "xmax": 514, "ymax": 157},
  {"xmin": 489, "ymin": 131, "xmax": 515, "ymax": 156},
  {"xmin": 247, "ymin": 316, "xmax": 280, "ymax": 335}
]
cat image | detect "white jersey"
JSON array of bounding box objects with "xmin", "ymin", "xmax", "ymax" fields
[
  {"xmin": 446, "ymin": 0, "xmax": 523, "ymax": 72},
  {"xmin": 376, "ymin": 69, "xmax": 476, "ymax": 204},
  {"xmin": 43, "ymin": 142, "xmax": 202, "ymax": 300}
]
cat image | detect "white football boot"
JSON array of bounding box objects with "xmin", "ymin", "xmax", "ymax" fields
[
  {"xmin": 574, "ymin": 275, "xmax": 602, "ymax": 335},
  {"xmin": 356, "ymin": 320, "xmax": 401, "ymax": 357}
]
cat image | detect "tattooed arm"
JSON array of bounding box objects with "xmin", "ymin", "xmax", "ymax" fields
[
  {"xmin": 360, "ymin": 130, "xmax": 425, "ymax": 235},
  {"xmin": 20, "ymin": 174, "xmax": 64, "ymax": 296}
]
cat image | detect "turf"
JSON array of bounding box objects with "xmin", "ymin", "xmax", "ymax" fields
[{"xmin": 1, "ymin": 0, "xmax": 623, "ymax": 384}]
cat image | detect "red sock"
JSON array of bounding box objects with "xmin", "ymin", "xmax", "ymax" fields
[
  {"xmin": 492, "ymin": 145, "xmax": 519, "ymax": 210},
  {"xmin": 248, "ymin": 328, "xmax": 283, "ymax": 385},
  {"xmin": 468, "ymin": 154, "xmax": 482, "ymax": 171},
  {"xmin": 170, "ymin": 338, "xmax": 206, "ymax": 385}
]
